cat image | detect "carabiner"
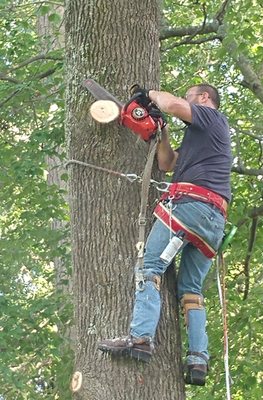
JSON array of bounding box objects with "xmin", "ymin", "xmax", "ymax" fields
[
  {"xmin": 124, "ymin": 173, "xmax": 141, "ymax": 183},
  {"xmin": 150, "ymin": 180, "xmax": 171, "ymax": 192}
]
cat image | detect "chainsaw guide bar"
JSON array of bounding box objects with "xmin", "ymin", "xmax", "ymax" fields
[{"xmin": 82, "ymin": 78, "xmax": 123, "ymax": 108}]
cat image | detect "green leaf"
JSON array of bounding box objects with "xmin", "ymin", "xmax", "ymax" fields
[{"xmin": 48, "ymin": 13, "xmax": 62, "ymax": 23}]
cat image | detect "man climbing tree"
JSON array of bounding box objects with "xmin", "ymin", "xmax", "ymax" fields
[{"xmin": 98, "ymin": 83, "xmax": 232, "ymax": 386}]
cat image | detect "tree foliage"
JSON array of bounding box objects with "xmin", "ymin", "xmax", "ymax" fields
[
  {"xmin": 0, "ymin": 0, "xmax": 262, "ymax": 399},
  {"xmin": 160, "ymin": 1, "xmax": 263, "ymax": 399},
  {"xmin": 0, "ymin": 1, "xmax": 72, "ymax": 399}
]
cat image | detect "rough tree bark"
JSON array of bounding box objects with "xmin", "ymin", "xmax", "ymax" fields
[{"xmin": 65, "ymin": 1, "xmax": 185, "ymax": 399}]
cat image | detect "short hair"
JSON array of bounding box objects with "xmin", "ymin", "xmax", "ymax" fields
[{"xmin": 191, "ymin": 83, "xmax": 220, "ymax": 109}]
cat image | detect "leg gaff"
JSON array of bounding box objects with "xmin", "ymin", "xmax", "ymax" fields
[{"xmin": 180, "ymin": 293, "xmax": 204, "ymax": 327}]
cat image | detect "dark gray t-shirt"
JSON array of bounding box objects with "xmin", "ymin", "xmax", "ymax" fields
[{"xmin": 172, "ymin": 104, "xmax": 232, "ymax": 202}]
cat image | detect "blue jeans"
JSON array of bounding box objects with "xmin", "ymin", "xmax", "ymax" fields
[{"xmin": 130, "ymin": 200, "xmax": 225, "ymax": 365}]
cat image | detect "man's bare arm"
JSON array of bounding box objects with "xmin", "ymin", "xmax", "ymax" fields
[
  {"xmin": 149, "ymin": 90, "xmax": 192, "ymax": 123},
  {"xmin": 157, "ymin": 126, "xmax": 179, "ymax": 172}
]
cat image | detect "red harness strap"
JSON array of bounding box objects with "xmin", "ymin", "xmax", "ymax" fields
[
  {"xmin": 154, "ymin": 202, "xmax": 216, "ymax": 259},
  {"xmin": 161, "ymin": 182, "xmax": 228, "ymax": 219}
]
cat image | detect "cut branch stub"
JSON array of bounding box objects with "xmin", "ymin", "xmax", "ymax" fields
[
  {"xmin": 71, "ymin": 371, "xmax": 83, "ymax": 392},
  {"xmin": 89, "ymin": 100, "xmax": 120, "ymax": 123}
]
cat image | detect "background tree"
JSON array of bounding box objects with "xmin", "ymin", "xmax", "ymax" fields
[{"xmin": 0, "ymin": 1, "xmax": 72, "ymax": 399}]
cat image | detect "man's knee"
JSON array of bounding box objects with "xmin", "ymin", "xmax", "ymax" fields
[
  {"xmin": 135, "ymin": 272, "xmax": 161, "ymax": 291},
  {"xmin": 180, "ymin": 293, "xmax": 204, "ymax": 326}
]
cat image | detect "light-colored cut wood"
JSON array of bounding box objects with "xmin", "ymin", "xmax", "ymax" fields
[{"xmin": 90, "ymin": 100, "xmax": 120, "ymax": 123}]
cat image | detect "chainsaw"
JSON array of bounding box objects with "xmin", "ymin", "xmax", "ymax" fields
[{"xmin": 82, "ymin": 78, "xmax": 165, "ymax": 141}]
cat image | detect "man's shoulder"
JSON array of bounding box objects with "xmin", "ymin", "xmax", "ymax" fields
[
  {"xmin": 191, "ymin": 105, "xmax": 228, "ymax": 129},
  {"xmin": 192, "ymin": 104, "xmax": 223, "ymax": 116}
]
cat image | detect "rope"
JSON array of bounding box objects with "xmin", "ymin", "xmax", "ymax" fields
[
  {"xmin": 136, "ymin": 138, "xmax": 158, "ymax": 269},
  {"xmin": 65, "ymin": 158, "xmax": 170, "ymax": 191},
  {"xmin": 65, "ymin": 159, "xmax": 134, "ymax": 181},
  {"xmin": 66, "ymin": 134, "xmax": 160, "ymax": 291},
  {"xmin": 216, "ymin": 253, "xmax": 232, "ymax": 400}
]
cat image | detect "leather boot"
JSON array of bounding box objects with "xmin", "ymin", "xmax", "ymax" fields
[
  {"xmin": 184, "ymin": 363, "xmax": 208, "ymax": 386},
  {"xmin": 184, "ymin": 351, "xmax": 208, "ymax": 386},
  {"xmin": 98, "ymin": 335, "xmax": 153, "ymax": 362}
]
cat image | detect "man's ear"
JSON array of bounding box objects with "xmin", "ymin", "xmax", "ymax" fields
[{"xmin": 202, "ymin": 92, "xmax": 210, "ymax": 102}]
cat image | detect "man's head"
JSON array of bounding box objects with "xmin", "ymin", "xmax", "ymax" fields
[{"xmin": 185, "ymin": 84, "xmax": 220, "ymax": 109}]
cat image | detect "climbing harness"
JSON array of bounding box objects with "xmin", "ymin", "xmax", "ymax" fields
[
  {"xmin": 154, "ymin": 201, "xmax": 217, "ymax": 258},
  {"xmin": 160, "ymin": 182, "xmax": 228, "ymax": 218},
  {"xmin": 153, "ymin": 181, "xmax": 229, "ymax": 259}
]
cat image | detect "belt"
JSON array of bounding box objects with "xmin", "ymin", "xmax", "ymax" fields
[{"xmin": 161, "ymin": 182, "xmax": 228, "ymax": 218}]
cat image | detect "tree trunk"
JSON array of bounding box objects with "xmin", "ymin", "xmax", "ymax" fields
[{"xmin": 65, "ymin": 1, "xmax": 185, "ymax": 399}]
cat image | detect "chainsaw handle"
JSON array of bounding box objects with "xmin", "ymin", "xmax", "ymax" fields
[
  {"xmin": 123, "ymin": 92, "xmax": 150, "ymax": 111},
  {"xmin": 127, "ymin": 85, "xmax": 151, "ymax": 108}
]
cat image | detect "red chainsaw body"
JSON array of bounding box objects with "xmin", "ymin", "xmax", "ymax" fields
[{"xmin": 120, "ymin": 100, "xmax": 158, "ymax": 141}]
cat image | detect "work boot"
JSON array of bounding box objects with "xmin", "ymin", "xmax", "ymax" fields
[
  {"xmin": 184, "ymin": 363, "xmax": 208, "ymax": 386},
  {"xmin": 98, "ymin": 335, "xmax": 153, "ymax": 363},
  {"xmin": 184, "ymin": 351, "xmax": 208, "ymax": 386}
]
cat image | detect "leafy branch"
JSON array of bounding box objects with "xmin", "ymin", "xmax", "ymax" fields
[
  {"xmin": 10, "ymin": 54, "xmax": 63, "ymax": 71},
  {"xmin": 0, "ymin": 89, "xmax": 21, "ymax": 108},
  {"xmin": 214, "ymin": 0, "xmax": 232, "ymax": 24},
  {"xmin": 237, "ymin": 205, "xmax": 263, "ymax": 227},
  {"xmin": 238, "ymin": 129, "xmax": 263, "ymax": 142},
  {"xmin": 0, "ymin": 73, "xmax": 20, "ymax": 84},
  {"xmin": 160, "ymin": 21, "xmax": 220, "ymax": 41},
  {"xmin": 0, "ymin": 53, "xmax": 63, "ymax": 107},
  {"xmin": 0, "ymin": 66, "xmax": 61, "ymax": 88},
  {"xmin": 231, "ymin": 165, "xmax": 263, "ymax": 176},
  {"xmin": 160, "ymin": 0, "xmax": 263, "ymax": 104},
  {"xmin": 243, "ymin": 217, "xmax": 258, "ymax": 300},
  {"xmin": 161, "ymin": 34, "xmax": 222, "ymax": 51},
  {"xmin": 235, "ymin": 205, "xmax": 262, "ymax": 300},
  {"xmin": 222, "ymin": 37, "xmax": 263, "ymax": 103},
  {"xmin": 5, "ymin": 1, "xmax": 64, "ymax": 9}
]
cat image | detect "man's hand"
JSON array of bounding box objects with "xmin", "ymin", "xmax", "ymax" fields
[
  {"xmin": 148, "ymin": 104, "xmax": 167, "ymax": 129},
  {"xmin": 130, "ymin": 84, "xmax": 151, "ymax": 108}
]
